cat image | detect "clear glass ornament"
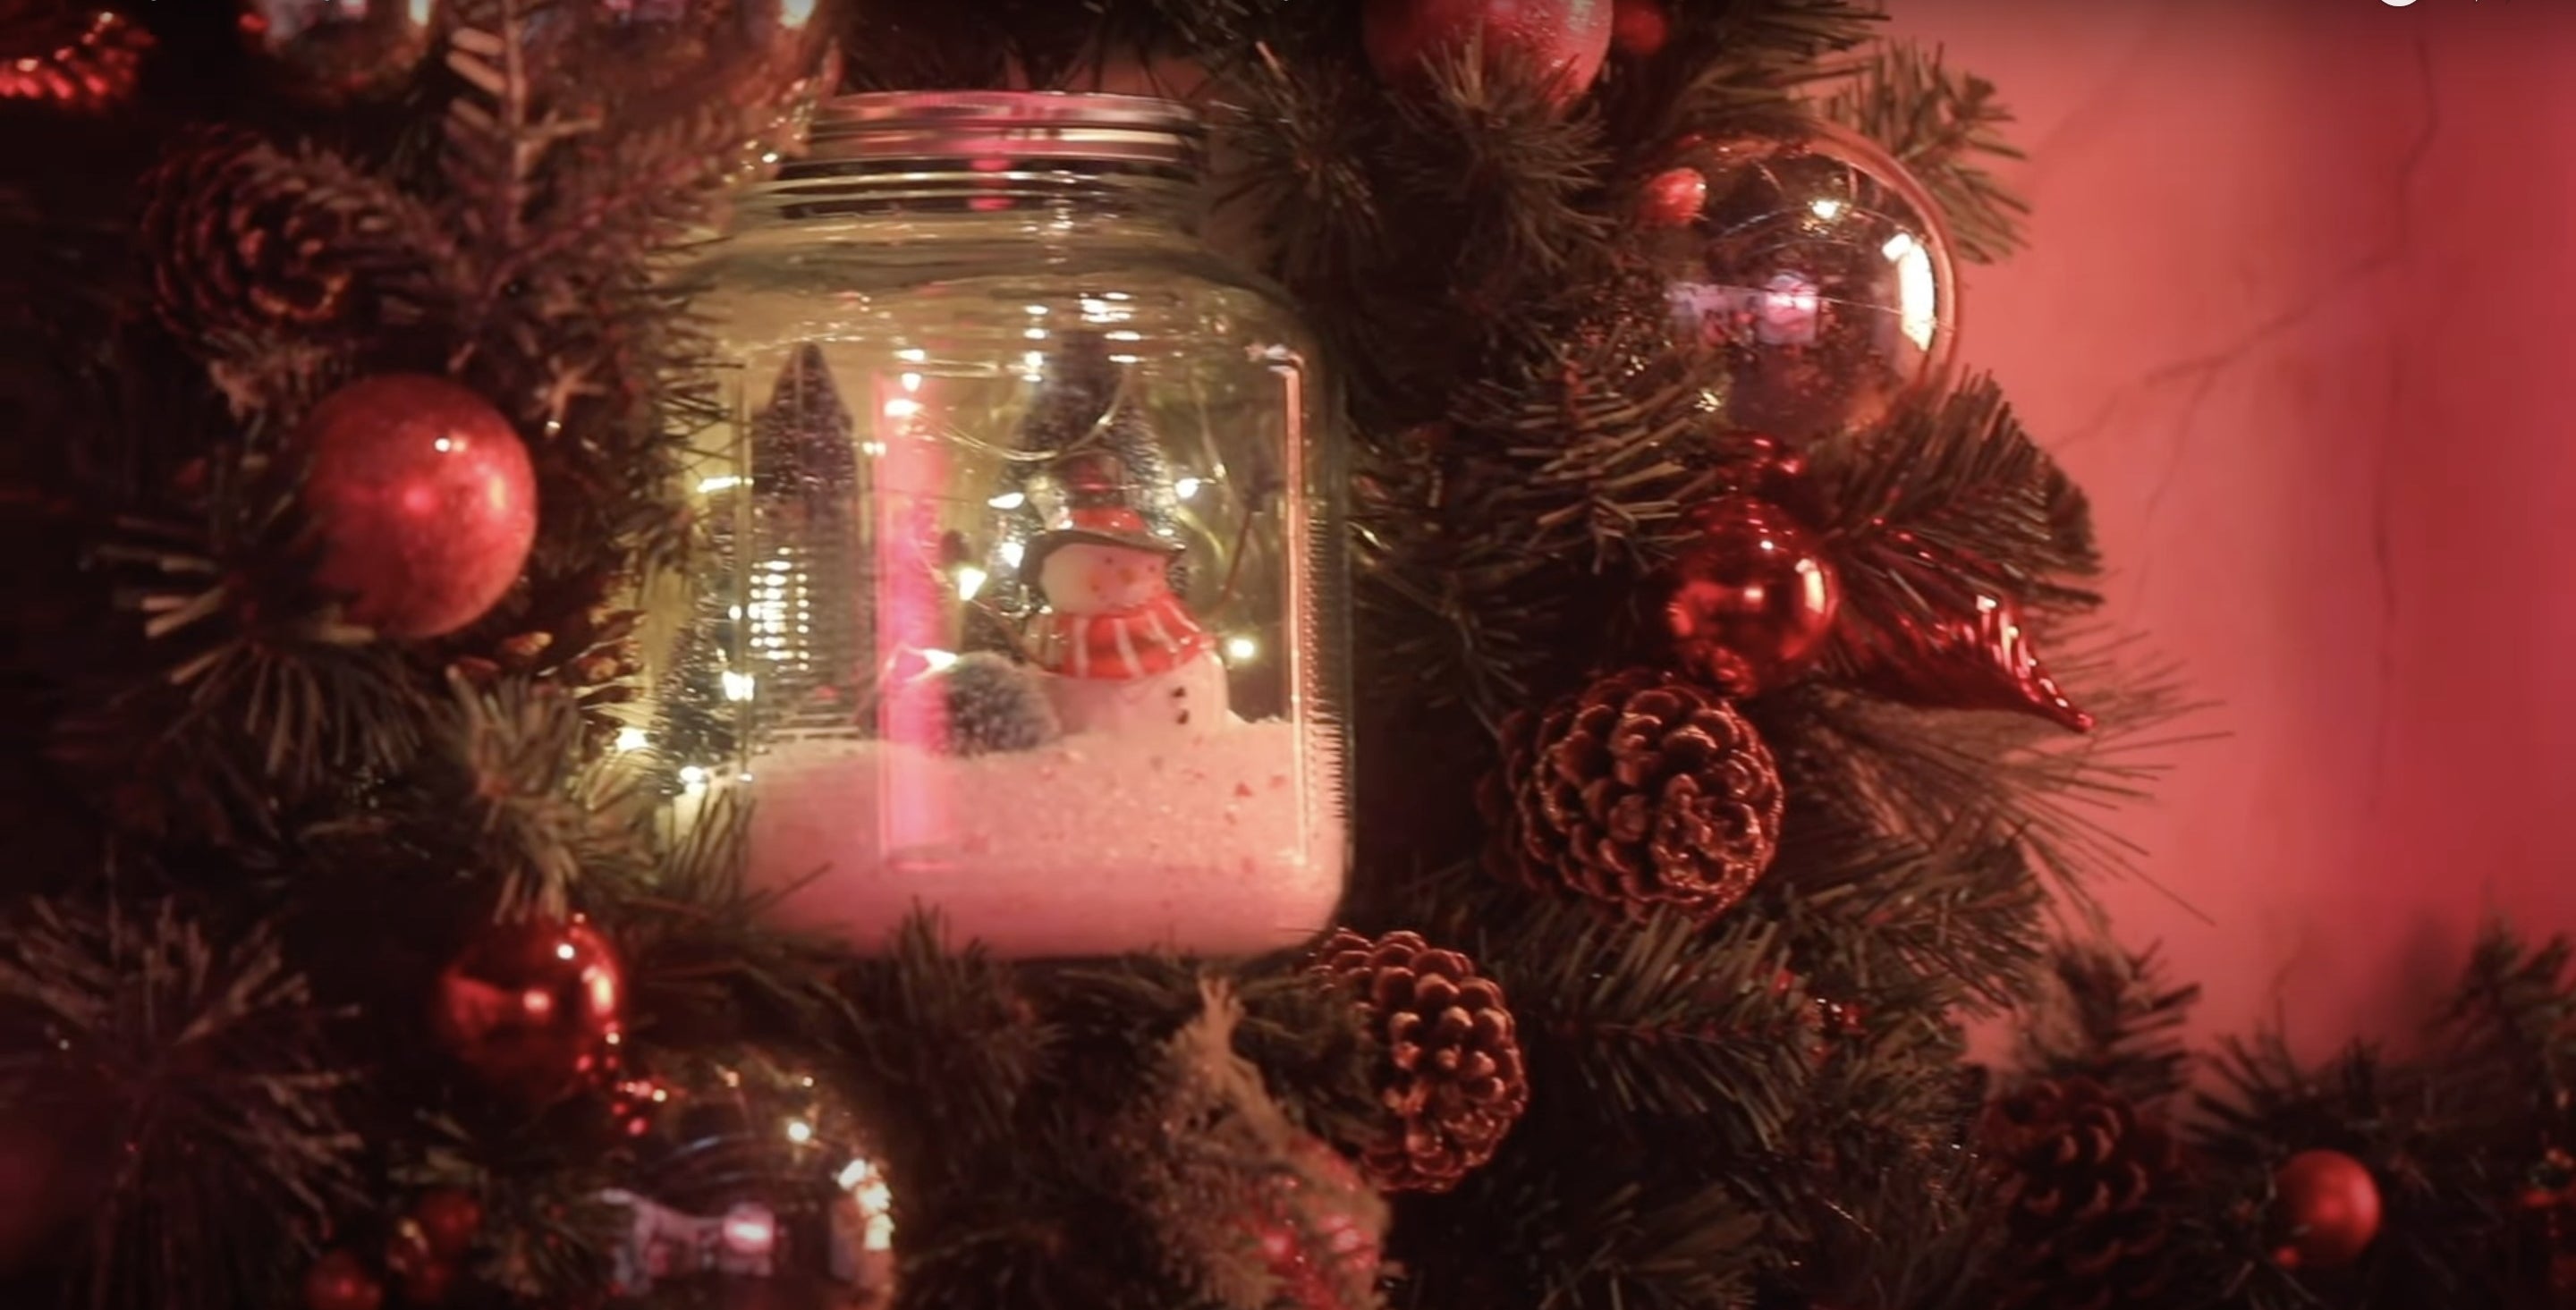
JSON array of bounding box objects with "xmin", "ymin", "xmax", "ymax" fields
[
  {"xmin": 1653, "ymin": 120, "xmax": 1960, "ymax": 442},
  {"xmin": 659, "ymin": 92, "xmax": 1348, "ymax": 960}
]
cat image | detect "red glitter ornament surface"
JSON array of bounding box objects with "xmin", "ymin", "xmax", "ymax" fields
[
  {"xmin": 0, "ymin": 7, "xmax": 150, "ymax": 112},
  {"xmin": 297, "ymin": 375, "xmax": 538, "ymax": 639}
]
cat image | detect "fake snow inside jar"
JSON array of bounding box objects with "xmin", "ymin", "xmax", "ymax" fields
[{"xmin": 665, "ymin": 92, "xmax": 1349, "ymax": 959}]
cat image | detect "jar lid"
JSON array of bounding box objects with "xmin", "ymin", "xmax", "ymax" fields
[{"xmin": 798, "ymin": 91, "xmax": 1206, "ymax": 171}]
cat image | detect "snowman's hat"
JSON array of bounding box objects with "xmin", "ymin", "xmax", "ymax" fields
[{"xmin": 1020, "ymin": 452, "xmax": 1182, "ymax": 584}]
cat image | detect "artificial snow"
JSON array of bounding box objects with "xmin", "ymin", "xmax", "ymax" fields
[{"xmin": 743, "ymin": 719, "xmax": 1344, "ymax": 959}]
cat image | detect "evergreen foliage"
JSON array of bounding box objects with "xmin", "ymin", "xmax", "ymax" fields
[{"xmin": 1, "ymin": 4, "xmax": 2522, "ymax": 1310}]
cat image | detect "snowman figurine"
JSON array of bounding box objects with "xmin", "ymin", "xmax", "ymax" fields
[{"xmin": 1021, "ymin": 454, "xmax": 1229, "ymax": 736}]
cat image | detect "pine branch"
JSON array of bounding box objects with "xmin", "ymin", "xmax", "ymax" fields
[
  {"xmin": 0, "ymin": 898, "xmax": 362, "ymax": 1310},
  {"xmin": 2013, "ymin": 941, "xmax": 2201, "ymax": 1109},
  {"xmin": 1810, "ymin": 376, "xmax": 2098, "ymax": 606},
  {"xmin": 1757, "ymin": 628, "xmax": 2207, "ymax": 914},
  {"xmin": 1489, "ymin": 902, "xmax": 1812, "ymax": 1137},
  {"xmin": 1820, "ymin": 42, "xmax": 2029, "ymax": 264},
  {"xmin": 828, "ymin": 915, "xmax": 1051, "ymax": 1186}
]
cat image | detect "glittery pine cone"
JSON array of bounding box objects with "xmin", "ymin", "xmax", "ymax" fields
[
  {"xmin": 1489, "ymin": 667, "xmax": 1784, "ymax": 921},
  {"xmin": 1313, "ymin": 929, "xmax": 1530, "ymax": 1195},
  {"xmin": 138, "ymin": 130, "xmax": 441, "ymax": 349},
  {"xmin": 1979, "ymin": 1077, "xmax": 2184, "ymax": 1310}
]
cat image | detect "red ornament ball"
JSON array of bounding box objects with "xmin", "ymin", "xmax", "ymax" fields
[
  {"xmin": 1639, "ymin": 165, "xmax": 1707, "ymax": 228},
  {"xmin": 1610, "ymin": 0, "xmax": 1668, "ymax": 57},
  {"xmin": 298, "ymin": 375, "xmax": 538, "ymax": 639},
  {"xmin": 1362, "ymin": 0, "xmax": 1614, "ymax": 106},
  {"xmin": 303, "ymin": 1250, "xmax": 385, "ymax": 1310},
  {"xmin": 1644, "ymin": 495, "xmax": 1842, "ymax": 696},
  {"xmin": 2269, "ymin": 1149, "xmax": 2382, "ymax": 1270},
  {"xmin": 411, "ymin": 1187, "xmax": 484, "ymax": 1258},
  {"xmin": 431, "ymin": 917, "xmax": 624, "ymax": 1108}
]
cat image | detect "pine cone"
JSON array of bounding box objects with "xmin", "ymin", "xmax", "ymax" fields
[
  {"xmin": 1488, "ymin": 667, "xmax": 1784, "ymax": 921},
  {"xmin": 1979, "ymin": 1077, "xmax": 2184, "ymax": 1310},
  {"xmin": 1313, "ymin": 929, "xmax": 1530, "ymax": 1194},
  {"xmin": 138, "ymin": 130, "xmax": 441, "ymax": 349}
]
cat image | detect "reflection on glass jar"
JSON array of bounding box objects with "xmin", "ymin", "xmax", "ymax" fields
[{"xmin": 655, "ymin": 92, "xmax": 1347, "ymax": 960}]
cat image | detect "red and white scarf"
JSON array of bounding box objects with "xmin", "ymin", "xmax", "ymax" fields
[{"xmin": 1028, "ymin": 591, "xmax": 1213, "ymax": 680}]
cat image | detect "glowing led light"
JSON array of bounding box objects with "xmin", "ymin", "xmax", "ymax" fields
[
  {"xmin": 1810, "ymin": 198, "xmax": 1844, "ymax": 221},
  {"xmin": 883, "ymin": 397, "xmax": 922, "ymax": 419},
  {"xmin": 1224, "ymin": 636, "xmax": 1259, "ymax": 662},
  {"xmin": 555, "ymin": 942, "xmax": 578, "ymax": 961},
  {"xmin": 921, "ymin": 649, "xmax": 961, "ymax": 672},
  {"xmin": 987, "ymin": 491, "xmax": 1027, "ymax": 510},
  {"xmin": 1174, "ymin": 477, "xmax": 1201, "ymax": 500},
  {"xmin": 998, "ymin": 540, "xmax": 1026, "ymax": 568},
  {"xmin": 766, "ymin": 559, "xmax": 793, "ymax": 572},
  {"xmin": 679, "ymin": 765, "xmax": 709, "ymax": 785},
  {"xmin": 1105, "ymin": 329, "xmax": 1142, "ymax": 342},
  {"xmin": 895, "ymin": 347, "xmax": 928, "ymax": 363},
  {"xmin": 1023, "ymin": 304, "xmax": 1048, "ymax": 316},
  {"xmin": 433, "ymin": 436, "xmax": 454, "ymax": 452},
  {"xmin": 722, "ymin": 672, "xmax": 758, "ymax": 702},
  {"xmin": 861, "ymin": 441, "xmax": 887, "ymax": 456},
  {"xmin": 720, "ymin": 1204, "xmax": 777, "ymax": 1256},
  {"xmin": 698, "ymin": 474, "xmax": 742, "ymax": 494},
  {"xmin": 785, "ymin": 1119, "xmax": 815, "ymax": 1145},
  {"xmin": 836, "ymin": 1159, "xmax": 875, "ymax": 1190},
  {"xmin": 900, "ymin": 372, "xmax": 922, "ymax": 392},
  {"xmin": 1023, "ymin": 327, "xmax": 1048, "ymax": 341},
  {"xmin": 613, "ymin": 726, "xmax": 649, "ymax": 753},
  {"xmin": 955, "ymin": 565, "xmax": 989, "ymax": 600}
]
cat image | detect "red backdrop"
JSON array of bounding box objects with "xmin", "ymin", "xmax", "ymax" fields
[{"xmin": 1892, "ymin": 0, "xmax": 2576, "ymax": 1053}]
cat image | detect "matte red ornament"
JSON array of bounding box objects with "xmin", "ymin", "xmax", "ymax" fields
[
  {"xmin": 1645, "ymin": 495, "xmax": 1841, "ymax": 696},
  {"xmin": 1638, "ymin": 166, "xmax": 1707, "ymax": 229},
  {"xmin": 297, "ymin": 375, "xmax": 538, "ymax": 639},
  {"xmin": 0, "ymin": 6, "xmax": 150, "ymax": 112},
  {"xmin": 431, "ymin": 917, "xmax": 624, "ymax": 1107},
  {"xmin": 2269, "ymin": 1149, "xmax": 2382, "ymax": 1270},
  {"xmin": 303, "ymin": 1250, "xmax": 385, "ymax": 1310},
  {"xmin": 1609, "ymin": 0, "xmax": 1668, "ymax": 57},
  {"xmin": 411, "ymin": 1187, "xmax": 484, "ymax": 1258},
  {"xmin": 1362, "ymin": 0, "xmax": 1614, "ymax": 106}
]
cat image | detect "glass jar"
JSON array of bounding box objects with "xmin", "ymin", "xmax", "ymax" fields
[{"xmin": 660, "ymin": 92, "xmax": 1346, "ymax": 959}]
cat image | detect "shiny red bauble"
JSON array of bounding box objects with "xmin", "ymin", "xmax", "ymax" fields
[
  {"xmin": 411, "ymin": 1187, "xmax": 484, "ymax": 1257},
  {"xmin": 1362, "ymin": 0, "xmax": 1614, "ymax": 106},
  {"xmin": 302, "ymin": 1250, "xmax": 385, "ymax": 1310},
  {"xmin": 2269, "ymin": 1149, "xmax": 2382, "ymax": 1270},
  {"xmin": 1610, "ymin": 0, "xmax": 1668, "ymax": 57},
  {"xmin": 1639, "ymin": 165, "xmax": 1707, "ymax": 228},
  {"xmin": 431, "ymin": 917, "xmax": 624, "ymax": 1108},
  {"xmin": 297, "ymin": 374, "xmax": 538, "ymax": 638},
  {"xmin": 1646, "ymin": 495, "xmax": 1841, "ymax": 696}
]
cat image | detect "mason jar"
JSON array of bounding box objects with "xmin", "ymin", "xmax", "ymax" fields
[{"xmin": 661, "ymin": 92, "xmax": 1346, "ymax": 959}]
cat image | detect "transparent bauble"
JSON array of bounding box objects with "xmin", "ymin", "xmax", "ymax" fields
[
  {"xmin": 239, "ymin": 0, "xmax": 440, "ymax": 103},
  {"xmin": 1652, "ymin": 120, "xmax": 1960, "ymax": 442},
  {"xmin": 656, "ymin": 92, "xmax": 1348, "ymax": 960}
]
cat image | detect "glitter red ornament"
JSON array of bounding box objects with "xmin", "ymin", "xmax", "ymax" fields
[
  {"xmin": 237, "ymin": 0, "xmax": 440, "ymax": 105},
  {"xmin": 1610, "ymin": 0, "xmax": 1669, "ymax": 58},
  {"xmin": 1361, "ymin": 0, "xmax": 1614, "ymax": 106},
  {"xmin": 1639, "ymin": 166, "xmax": 1707, "ymax": 229},
  {"xmin": 1644, "ymin": 495, "xmax": 1842, "ymax": 696},
  {"xmin": 0, "ymin": 5, "xmax": 149, "ymax": 112},
  {"xmin": 296, "ymin": 375, "xmax": 538, "ymax": 639},
  {"xmin": 431, "ymin": 917, "xmax": 624, "ymax": 1108},
  {"xmin": 2269, "ymin": 1149, "xmax": 2381, "ymax": 1271},
  {"xmin": 303, "ymin": 1250, "xmax": 385, "ymax": 1310}
]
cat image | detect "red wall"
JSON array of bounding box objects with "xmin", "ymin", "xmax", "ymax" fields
[{"xmin": 1893, "ymin": 0, "xmax": 2576, "ymax": 1052}]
